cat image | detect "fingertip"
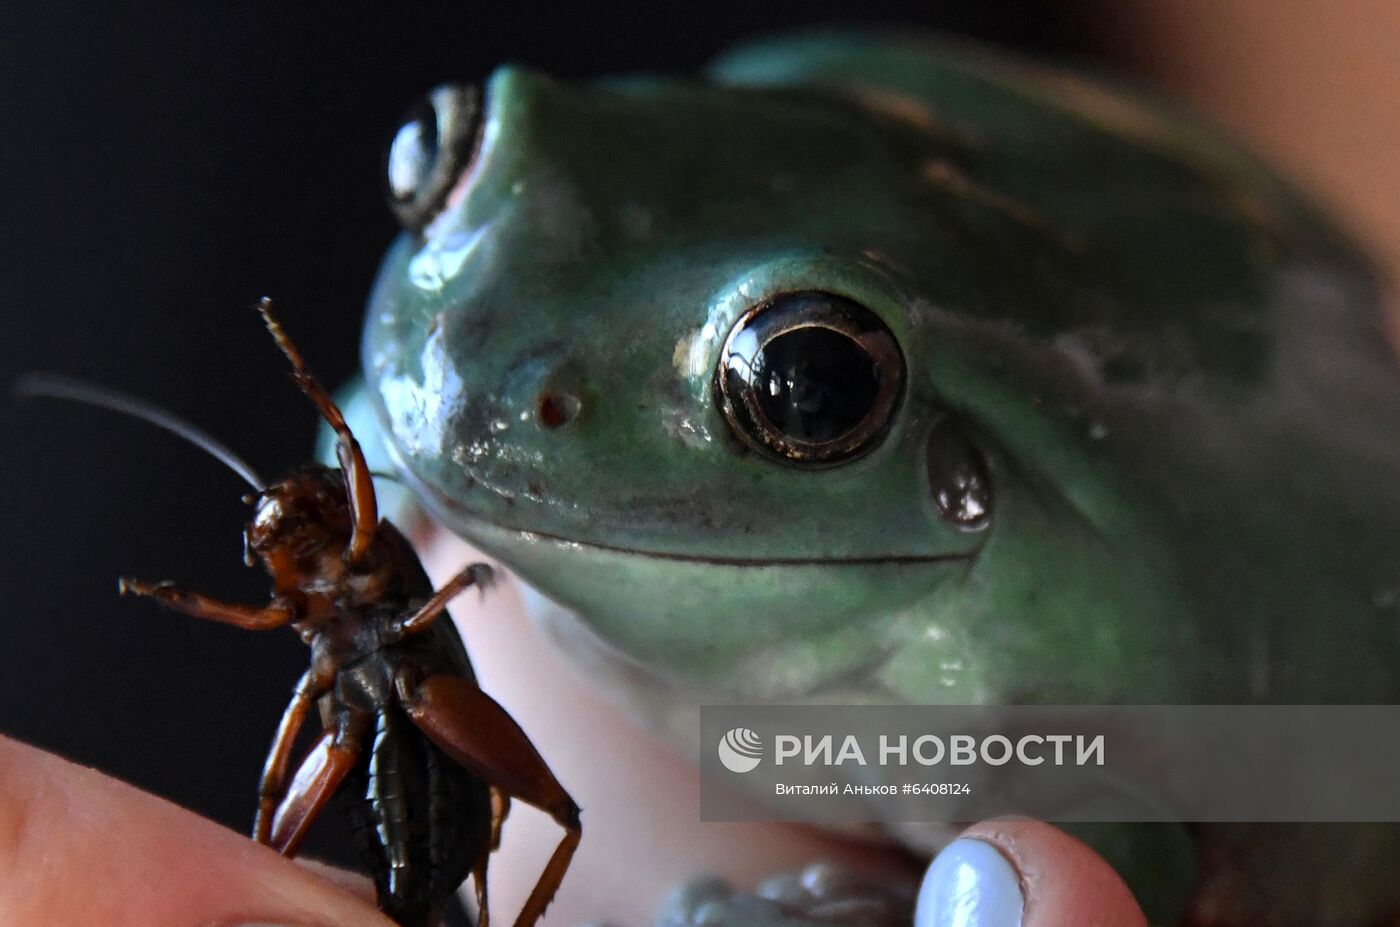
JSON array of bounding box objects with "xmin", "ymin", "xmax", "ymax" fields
[
  {"xmin": 923, "ymin": 820, "xmax": 1146, "ymax": 927},
  {"xmin": 916, "ymin": 835, "xmax": 1024, "ymax": 927}
]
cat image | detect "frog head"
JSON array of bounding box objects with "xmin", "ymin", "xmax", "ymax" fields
[{"xmin": 361, "ymin": 36, "xmax": 1400, "ymax": 707}]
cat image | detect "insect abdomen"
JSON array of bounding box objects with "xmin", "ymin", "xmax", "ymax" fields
[{"xmin": 346, "ymin": 704, "xmax": 490, "ymax": 927}]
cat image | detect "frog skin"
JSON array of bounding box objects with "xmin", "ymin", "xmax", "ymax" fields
[{"xmin": 344, "ymin": 32, "xmax": 1400, "ymax": 925}]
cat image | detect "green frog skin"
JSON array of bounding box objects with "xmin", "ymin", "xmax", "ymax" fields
[{"xmin": 346, "ymin": 32, "xmax": 1400, "ymax": 925}]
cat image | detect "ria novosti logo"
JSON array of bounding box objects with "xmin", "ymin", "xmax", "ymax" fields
[{"xmin": 717, "ymin": 727, "xmax": 764, "ymax": 773}]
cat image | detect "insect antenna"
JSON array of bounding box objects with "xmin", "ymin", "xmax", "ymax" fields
[
  {"xmin": 256, "ymin": 297, "xmax": 379, "ymax": 564},
  {"xmin": 13, "ymin": 372, "xmax": 266, "ymax": 490}
]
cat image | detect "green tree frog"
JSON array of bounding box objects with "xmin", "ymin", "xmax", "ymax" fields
[{"xmin": 342, "ymin": 32, "xmax": 1400, "ymax": 925}]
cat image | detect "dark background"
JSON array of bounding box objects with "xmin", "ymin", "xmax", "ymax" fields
[{"xmin": 0, "ymin": 1, "xmax": 1109, "ymax": 872}]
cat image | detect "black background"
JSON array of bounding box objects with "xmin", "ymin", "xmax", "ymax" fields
[{"xmin": 1, "ymin": 1, "xmax": 1104, "ymax": 872}]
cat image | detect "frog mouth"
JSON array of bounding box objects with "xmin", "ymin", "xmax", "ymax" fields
[
  {"xmin": 396, "ymin": 465, "xmax": 980, "ymax": 566},
  {"xmin": 471, "ymin": 522, "xmax": 976, "ymax": 567},
  {"xmin": 429, "ymin": 497, "xmax": 976, "ymax": 566}
]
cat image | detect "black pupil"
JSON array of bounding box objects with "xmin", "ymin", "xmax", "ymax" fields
[
  {"xmin": 387, "ymin": 103, "xmax": 439, "ymax": 202},
  {"xmin": 753, "ymin": 327, "xmax": 880, "ymax": 443}
]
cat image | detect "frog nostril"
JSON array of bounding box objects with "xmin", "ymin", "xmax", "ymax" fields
[{"xmin": 536, "ymin": 390, "xmax": 581, "ymax": 429}]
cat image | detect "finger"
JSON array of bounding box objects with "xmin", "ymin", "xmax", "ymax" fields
[
  {"xmin": 0, "ymin": 735, "xmax": 395, "ymax": 927},
  {"xmin": 293, "ymin": 858, "xmax": 377, "ymax": 904},
  {"xmin": 1109, "ymin": 0, "xmax": 1400, "ymax": 275},
  {"xmin": 915, "ymin": 820, "xmax": 1146, "ymax": 927}
]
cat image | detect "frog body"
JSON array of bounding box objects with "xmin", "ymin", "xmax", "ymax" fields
[{"xmin": 352, "ymin": 33, "xmax": 1400, "ymax": 924}]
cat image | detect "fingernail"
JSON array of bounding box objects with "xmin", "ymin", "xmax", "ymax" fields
[{"xmin": 915, "ymin": 837, "xmax": 1024, "ymax": 927}]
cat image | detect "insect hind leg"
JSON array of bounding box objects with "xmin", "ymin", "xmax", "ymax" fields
[{"xmin": 398, "ymin": 673, "xmax": 582, "ymax": 927}]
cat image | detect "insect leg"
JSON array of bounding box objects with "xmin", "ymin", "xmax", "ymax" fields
[
  {"xmin": 509, "ymin": 817, "xmax": 580, "ymax": 927},
  {"xmin": 257, "ymin": 299, "xmax": 378, "ymax": 566},
  {"xmin": 473, "ymin": 852, "xmax": 491, "ymax": 927},
  {"xmin": 391, "ymin": 563, "xmax": 494, "ymax": 638},
  {"xmin": 470, "ymin": 786, "xmax": 511, "ymax": 927},
  {"xmin": 268, "ymin": 711, "xmax": 367, "ymax": 856},
  {"xmin": 118, "ymin": 578, "xmax": 293, "ymax": 630},
  {"xmin": 398, "ymin": 674, "xmax": 581, "ymax": 927},
  {"xmin": 490, "ymin": 786, "xmax": 511, "ymax": 851},
  {"xmin": 253, "ymin": 667, "xmax": 334, "ymax": 844}
]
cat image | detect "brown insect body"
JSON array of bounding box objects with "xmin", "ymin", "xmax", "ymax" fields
[
  {"xmin": 117, "ymin": 303, "xmax": 581, "ymax": 927},
  {"xmin": 249, "ymin": 464, "xmax": 492, "ymax": 927}
]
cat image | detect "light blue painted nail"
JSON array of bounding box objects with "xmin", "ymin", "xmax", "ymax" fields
[{"xmin": 915, "ymin": 837, "xmax": 1025, "ymax": 927}]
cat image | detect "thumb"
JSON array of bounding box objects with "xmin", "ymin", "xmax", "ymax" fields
[
  {"xmin": 0, "ymin": 734, "xmax": 395, "ymax": 927},
  {"xmin": 916, "ymin": 820, "xmax": 1148, "ymax": 927}
]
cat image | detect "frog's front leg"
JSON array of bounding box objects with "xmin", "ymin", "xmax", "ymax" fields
[
  {"xmin": 655, "ymin": 863, "xmax": 917, "ymax": 927},
  {"xmin": 655, "ymin": 823, "xmax": 1168, "ymax": 927}
]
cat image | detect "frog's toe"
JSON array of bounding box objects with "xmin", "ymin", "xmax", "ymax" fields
[{"xmin": 654, "ymin": 864, "xmax": 916, "ymax": 927}]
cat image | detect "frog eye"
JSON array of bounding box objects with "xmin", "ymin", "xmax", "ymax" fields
[
  {"xmin": 715, "ymin": 291, "xmax": 905, "ymax": 466},
  {"xmin": 386, "ymin": 84, "xmax": 482, "ymax": 230}
]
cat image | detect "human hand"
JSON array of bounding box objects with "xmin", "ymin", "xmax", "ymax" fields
[
  {"xmin": 0, "ymin": 529, "xmax": 1147, "ymax": 927},
  {"xmin": 0, "ymin": 733, "xmax": 395, "ymax": 927},
  {"xmin": 0, "ymin": 733, "xmax": 1146, "ymax": 927},
  {"xmin": 415, "ymin": 532, "xmax": 1149, "ymax": 927}
]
